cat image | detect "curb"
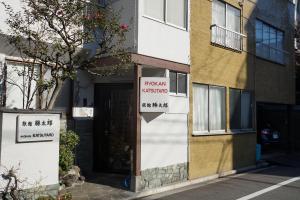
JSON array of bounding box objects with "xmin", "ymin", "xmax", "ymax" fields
[{"xmin": 127, "ymin": 161, "xmax": 270, "ymax": 200}]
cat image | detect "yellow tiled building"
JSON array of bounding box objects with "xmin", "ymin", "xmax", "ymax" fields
[{"xmin": 189, "ymin": 0, "xmax": 295, "ymax": 179}]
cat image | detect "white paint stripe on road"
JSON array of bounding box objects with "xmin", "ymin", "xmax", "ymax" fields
[{"xmin": 236, "ymin": 177, "xmax": 300, "ymax": 200}]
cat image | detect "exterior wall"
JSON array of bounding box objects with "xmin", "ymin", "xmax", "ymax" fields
[
  {"xmin": 137, "ymin": 0, "xmax": 190, "ymax": 64},
  {"xmin": 253, "ymin": 0, "xmax": 295, "ymax": 104},
  {"xmin": 139, "ymin": 163, "xmax": 187, "ymax": 190},
  {"xmin": 74, "ymin": 69, "xmax": 134, "ymax": 108},
  {"xmin": 189, "ymin": 133, "xmax": 256, "ymax": 179},
  {"xmin": 0, "ymin": 112, "xmax": 60, "ymax": 189},
  {"xmin": 0, "ymin": 1, "xmax": 72, "ymax": 110},
  {"xmin": 84, "ymin": 0, "xmax": 138, "ymax": 54},
  {"xmin": 190, "ymin": 0, "xmax": 294, "ymax": 103},
  {"xmin": 189, "ymin": 0, "xmax": 295, "ymax": 179},
  {"xmin": 139, "ymin": 66, "xmax": 189, "ymax": 189},
  {"xmin": 141, "ymin": 112, "xmax": 188, "ymax": 170}
]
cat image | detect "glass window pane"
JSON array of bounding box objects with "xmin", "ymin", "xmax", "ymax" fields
[
  {"xmin": 193, "ymin": 84, "xmax": 209, "ymax": 132},
  {"xmin": 144, "ymin": 0, "xmax": 164, "ymax": 21},
  {"xmin": 169, "ymin": 71, "xmax": 177, "ymax": 93},
  {"xmin": 212, "ymin": 0, "xmax": 225, "ymax": 27},
  {"xmin": 178, "ymin": 73, "xmax": 187, "ymax": 94},
  {"xmin": 262, "ymin": 23, "xmax": 270, "ymax": 59},
  {"xmin": 262, "ymin": 23, "xmax": 270, "ymax": 45},
  {"xmin": 276, "ymin": 31, "xmax": 284, "ymax": 63},
  {"xmin": 166, "ymin": 0, "xmax": 187, "ymax": 28},
  {"xmin": 256, "ymin": 20, "xmax": 263, "ymax": 57},
  {"xmin": 226, "ymin": 5, "xmax": 241, "ymax": 32},
  {"xmin": 209, "ymin": 86, "xmax": 226, "ymax": 131},
  {"xmin": 270, "ymin": 27, "xmax": 277, "ymax": 60},
  {"xmin": 277, "ymin": 31, "xmax": 283, "ymax": 50},
  {"xmin": 230, "ymin": 89, "xmax": 241, "ymax": 130},
  {"xmin": 269, "ymin": 27, "xmax": 277, "ymax": 47},
  {"xmin": 225, "ymin": 5, "xmax": 241, "ymax": 49},
  {"xmin": 241, "ymin": 91, "xmax": 252, "ymax": 129}
]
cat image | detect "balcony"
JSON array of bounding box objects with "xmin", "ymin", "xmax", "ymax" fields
[{"xmin": 211, "ymin": 24, "xmax": 245, "ymax": 51}]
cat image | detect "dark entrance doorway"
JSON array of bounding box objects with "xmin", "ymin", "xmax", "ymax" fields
[
  {"xmin": 257, "ymin": 103, "xmax": 289, "ymax": 154},
  {"xmin": 94, "ymin": 84, "xmax": 133, "ymax": 174}
]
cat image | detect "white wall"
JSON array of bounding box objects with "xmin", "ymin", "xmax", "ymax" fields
[
  {"xmin": 74, "ymin": 68, "xmax": 134, "ymax": 107},
  {"xmin": 140, "ymin": 67, "xmax": 189, "ymax": 170},
  {"xmin": 84, "ymin": 0, "xmax": 137, "ymax": 55},
  {"xmin": 137, "ymin": 0, "xmax": 190, "ymax": 64},
  {"xmin": 0, "ymin": 0, "xmax": 24, "ymax": 34},
  {"xmin": 0, "ymin": 112, "xmax": 60, "ymax": 189},
  {"xmin": 141, "ymin": 113, "xmax": 188, "ymax": 170},
  {"xmin": 74, "ymin": 70, "xmax": 94, "ymax": 107},
  {"xmin": 5, "ymin": 61, "xmax": 37, "ymax": 109},
  {"xmin": 168, "ymin": 96, "xmax": 189, "ymax": 114}
]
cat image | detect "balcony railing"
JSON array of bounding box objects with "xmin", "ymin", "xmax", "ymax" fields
[{"xmin": 211, "ymin": 24, "xmax": 246, "ymax": 51}]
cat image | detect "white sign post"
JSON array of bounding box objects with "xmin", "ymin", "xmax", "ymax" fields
[
  {"xmin": 140, "ymin": 77, "xmax": 169, "ymax": 112},
  {"xmin": 17, "ymin": 114, "xmax": 60, "ymax": 143}
]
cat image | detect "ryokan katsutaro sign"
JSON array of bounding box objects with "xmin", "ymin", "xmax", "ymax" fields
[
  {"xmin": 17, "ymin": 114, "xmax": 59, "ymax": 143},
  {"xmin": 140, "ymin": 77, "xmax": 169, "ymax": 112}
]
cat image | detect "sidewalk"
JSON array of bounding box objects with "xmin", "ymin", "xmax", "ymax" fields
[
  {"xmin": 64, "ymin": 152, "xmax": 300, "ymax": 200},
  {"xmin": 263, "ymin": 152, "xmax": 300, "ymax": 167},
  {"xmin": 65, "ymin": 173, "xmax": 134, "ymax": 200},
  {"xmin": 65, "ymin": 161, "xmax": 270, "ymax": 200}
]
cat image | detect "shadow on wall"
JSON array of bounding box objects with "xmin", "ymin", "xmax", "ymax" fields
[
  {"xmin": 232, "ymin": 0, "xmax": 295, "ymax": 160},
  {"xmin": 142, "ymin": 112, "xmax": 163, "ymax": 123},
  {"xmin": 190, "ymin": 0, "xmax": 296, "ymax": 178}
]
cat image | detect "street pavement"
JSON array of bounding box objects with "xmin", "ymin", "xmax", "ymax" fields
[{"xmin": 140, "ymin": 155, "xmax": 300, "ymax": 200}]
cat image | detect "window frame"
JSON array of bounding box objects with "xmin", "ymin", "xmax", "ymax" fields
[
  {"xmin": 211, "ymin": 0, "xmax": 243, "ymax": 50},
  {"xmin": 143, "ymin": 0, "xmax": 188, "ymax": 31},
  {"xmin": 212, "ymin": 0, "xmax": 241, "ymax": 33},
  {"xmin": 193, "ymin": 83, "xmax": 226, "ymax": 135},
  {"xmin": 168, "ymin": 70, "xmax": 187, "ymax": 97},
  {"xmin": 229, "ymin": 88, "xmax": 254, "ymax": 132},
  {"xmin": 255, "ymin": 19, "xmax": 286, "ymax": 65}
]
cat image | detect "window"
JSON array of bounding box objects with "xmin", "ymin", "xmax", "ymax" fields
[
  {"xmin": 193, "ymin": 84, "xmax": 226, "ymax": 134},
  {"xmin": 143, "ymin": 0, "xmax": 188, "ymax": 29},
  {"xmin": 211, "ymin": 0, "xmax": 243, "ymax": 50},
  {"xmin": 98, "ymin": 0, "xmax": 106, "ymax": 7},
  {"xmin": 144, "ymin": 0, "xmax": 164, "ymax": 21},
  {"xmin": 230, "ymin": 89, "xmax": 253, "ymax": 130},
  {"xmin": 256, "ymin": 20, "xmax": 285, "ymax": 64},
  {"xmin": 169, "ymin": 71, "xmax": 187, "ymax": 95}
]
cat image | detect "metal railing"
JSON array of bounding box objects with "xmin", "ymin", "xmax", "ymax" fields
[{"xmin": 211, "ymin": 24, "xmax": 246, "ymax": 51}]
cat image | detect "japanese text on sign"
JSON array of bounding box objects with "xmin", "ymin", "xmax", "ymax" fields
[
  {"xmin": 140, "ymin": 77, "xmax": 169, "ymax": 112},
  {"xmin": 17, "ymin": 115, "xmax": 60, "ymax": 143}
]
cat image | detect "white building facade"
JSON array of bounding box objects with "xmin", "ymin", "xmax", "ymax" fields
[
  {"xmin": 0, "ymin": 0, "xmax": 190, "ymax": 192},
  {"xmin": 74, "ymin": 0, "xmax": 190, "ymax": 191}
]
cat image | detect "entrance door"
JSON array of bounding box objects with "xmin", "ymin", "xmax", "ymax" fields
[{"xmin": 94, "ymin": 84, "xmax": 133, "ymax": 174}]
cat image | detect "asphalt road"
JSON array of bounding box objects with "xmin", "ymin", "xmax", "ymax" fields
[{"xmin": 141, "ymin": 164, "xmax": 300, "ymax": 200}]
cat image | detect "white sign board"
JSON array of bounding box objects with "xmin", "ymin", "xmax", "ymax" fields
[
  {"xmin": 72, "ymin": 107, "xmax": 94, "ymax": 118},
  {"xmin": 140, "ymin": 77, "xmax": 169, "ymax": 112},
  {"xmin": 17, "ymin": 114, "xmax": 60, "ymax": 143}
]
